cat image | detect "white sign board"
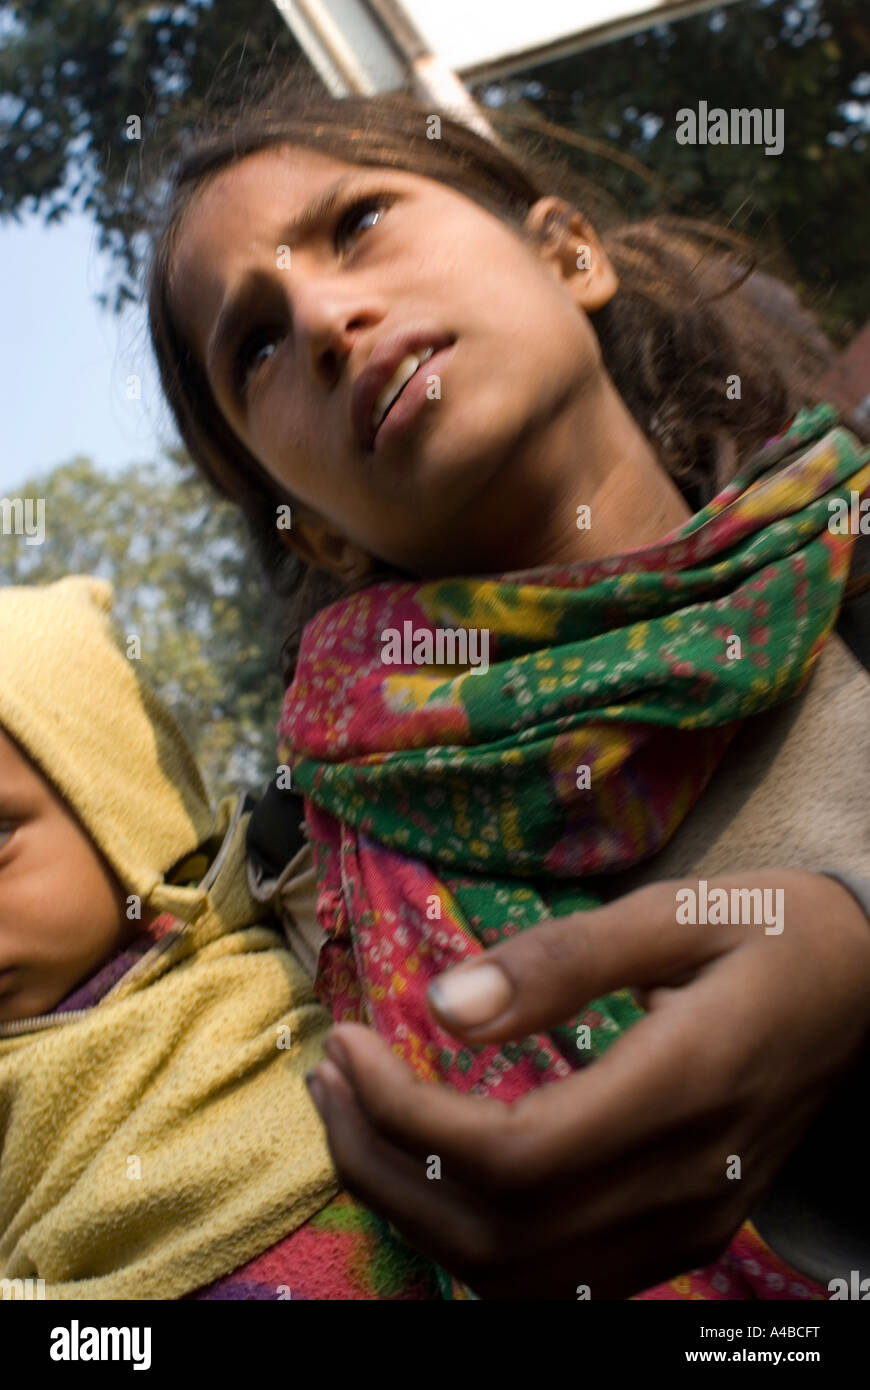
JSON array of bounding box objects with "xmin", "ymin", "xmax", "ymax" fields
[{"xmin": 399, "ymin": 1, "xmax": 719, "ymax": 73}]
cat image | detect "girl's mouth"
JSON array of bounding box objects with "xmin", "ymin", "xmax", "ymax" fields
[
  {"xmin": 372, "ymin": 342, "xmax": 456, "ymax": 453},
  {"xmin": 352, "ymin": 330, "xmax": 455, "ymax": 452},
  {"xmin": 371, "ymin": 346, "xmax": 436, "ymax": 434}
]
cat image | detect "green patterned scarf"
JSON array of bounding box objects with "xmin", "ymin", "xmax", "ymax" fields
[{"xmin": 279, "ymin": 404, "xmax": 870, "ymax": 1093}]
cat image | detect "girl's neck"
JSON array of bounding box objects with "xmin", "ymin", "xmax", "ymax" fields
[{"xmin": 469, "ymin": 375, "xmax": 694, "ymax": 574}]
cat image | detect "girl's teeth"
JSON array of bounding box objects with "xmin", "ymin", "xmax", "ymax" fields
[{"xmin": 372, "ymin": 346, "xmax": 435, "ymax": 432}]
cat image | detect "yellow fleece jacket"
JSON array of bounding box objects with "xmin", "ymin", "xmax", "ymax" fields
[{"xmin": 0, "ymin": 797, "xmax": 338, "ymax": 1300}]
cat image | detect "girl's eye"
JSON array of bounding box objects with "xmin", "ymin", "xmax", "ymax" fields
[
  {"xmin": 232, "ymin": 195, "xmax": 395, "ymax": 399},
  {"xmin": 0, "ymin": 822, "xmax": 16, "ymax": 850},
  {"xmin": 334, "ymin": 195, "xmax": 395, "ymax": 253},
  {"xmin": 233, "ymin": 329, "xmax": 281, "ymax": 399}
]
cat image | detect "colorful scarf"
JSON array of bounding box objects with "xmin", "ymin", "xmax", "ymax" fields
[{"xmin": 278, "ymin": 404, "xmax": 869, "ymax": 1296}]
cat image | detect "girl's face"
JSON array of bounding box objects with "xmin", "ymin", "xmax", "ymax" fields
[
  {"xmin": 0, "ymin": 728, "xmax": 136, "ymax": 1022},
  {"xmin": 170, "ymin": 145, "xmax": 673, "ymax": 578}
]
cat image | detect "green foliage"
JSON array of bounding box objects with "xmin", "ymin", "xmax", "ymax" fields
[
  {"xmin": 476, "ymin": 0, "xmax": 870, "ymax": 340},
  {"xmin": 0, "ymin": 452, "xmax": 287, "ymax": 801},
  {"xmin": 2, "ymin": 0, "xmax": 866, "ymax": 333},
  {"xmin": 0, "ymin": 0, "xmax": 301, "ymax": 310}
]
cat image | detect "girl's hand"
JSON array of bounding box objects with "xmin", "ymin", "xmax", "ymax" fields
[{"xmin": 306, "ymin": 870, "xmax": 870, "ymax": 1299}]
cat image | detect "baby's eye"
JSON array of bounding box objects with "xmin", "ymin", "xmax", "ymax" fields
[{"xmin": 0, "ymin": 822, "xmax": 16, "ymax": 850}]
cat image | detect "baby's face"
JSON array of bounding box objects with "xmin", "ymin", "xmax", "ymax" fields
[{"xmin": 0, "ymin": 727, "xmax": 136, "ymax": 1022}]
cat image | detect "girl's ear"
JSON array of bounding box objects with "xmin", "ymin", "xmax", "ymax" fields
[
  {"xmin": 525, "ymin": 197, "xmax": 619, "ymax": 312},
  {"xmin": 277, "ymin": 507, "xmax": 378, "ymax": 583}
]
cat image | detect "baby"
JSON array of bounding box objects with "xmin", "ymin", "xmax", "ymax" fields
[{"xmin": 0, "ymin": 576, "xmax": 340, "ymax": 1299}]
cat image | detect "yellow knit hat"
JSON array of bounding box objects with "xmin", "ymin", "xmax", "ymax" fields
[{"xmin": 0, "ymin": 576, "xmax": 217, "ymax": 912}]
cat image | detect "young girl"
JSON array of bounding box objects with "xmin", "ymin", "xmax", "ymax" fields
[
  {"xmin": 0, "ymin": 575, "xmax": 443, "ymax": 1300},
  {"xmin": 145, "ymin": 69, "xmax": 870, "ymax": 1300}
]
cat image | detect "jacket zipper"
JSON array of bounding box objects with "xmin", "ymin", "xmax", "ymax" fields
[{"xmin": 0, "ymin": 1008, "xmax": 93, "ymax": 1037}]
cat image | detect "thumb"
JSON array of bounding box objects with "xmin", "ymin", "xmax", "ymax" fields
[{"xmin": 427, "ymin": 880, "xmax": 734, "ymax": 1043}]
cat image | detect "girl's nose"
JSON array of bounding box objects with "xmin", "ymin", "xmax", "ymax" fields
[{"xmin": 289, "ymin": 275, "xmax": 385, "ymax": 388}]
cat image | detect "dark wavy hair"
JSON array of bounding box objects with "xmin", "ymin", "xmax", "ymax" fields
[{"xmin": 145, "ymin": 63, "xmax": 842, "ymax": 678}]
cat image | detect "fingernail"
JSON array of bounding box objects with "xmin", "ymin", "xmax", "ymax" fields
[{"xmin": 428, "ymin": 963, "xmax": 513, "ymax": 1028}]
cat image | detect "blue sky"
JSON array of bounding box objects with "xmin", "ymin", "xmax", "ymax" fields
[{"xmin": 0, "ymin": 209, "xmax": 173, "ymax": 495}]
